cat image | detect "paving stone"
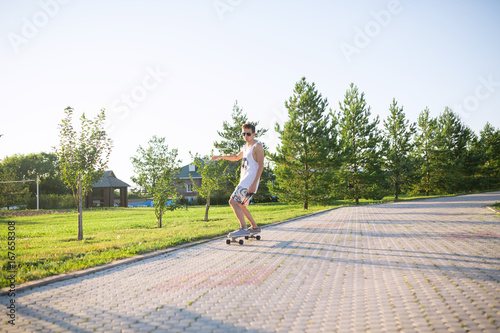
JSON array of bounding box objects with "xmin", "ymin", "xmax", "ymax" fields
[{"xmin": 2, "ymin": 192, "xmax": 500, "ymax": 333}]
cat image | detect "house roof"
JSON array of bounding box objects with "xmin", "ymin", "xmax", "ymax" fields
[
  {"xmin": 178, "ymin": 163, "xmax": 202, "ymax": 179},
  {"xmin": 92, "ymin": 171, "xmax": 130, "ymax": 188}
]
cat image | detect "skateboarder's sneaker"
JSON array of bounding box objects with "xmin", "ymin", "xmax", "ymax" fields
[
  {"xmin": 228, "ymin": 228, "xmax": 250, "ymax": 238},
  {"xmin": 248, "ymin": 227, "xmax": 261, "ymax": 234}
]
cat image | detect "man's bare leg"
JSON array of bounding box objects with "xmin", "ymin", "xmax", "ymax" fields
[
  {"xmin": 240, "ymin": 204, "xmax": 258, "ymax": 229},
  {"xmin": 229, "ymin": 198, "xmax": 248, "ymax": 229}
]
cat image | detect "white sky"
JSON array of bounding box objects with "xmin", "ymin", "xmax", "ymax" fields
[{"xmin": 1, "ymin": 0, "xmax": 499, "ymax": 187}]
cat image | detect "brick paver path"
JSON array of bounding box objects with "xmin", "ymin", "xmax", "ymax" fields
[{"xmin": 3, "ymin": 192, "xmax": 500, "ymax": 332}]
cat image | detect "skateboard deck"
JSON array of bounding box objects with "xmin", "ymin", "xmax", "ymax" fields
[{"xmin": 226, "ymin": 232, "xmax": 261, "ymax": 245}]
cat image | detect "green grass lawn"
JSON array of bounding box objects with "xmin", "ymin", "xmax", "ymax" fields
[
  {"xmin": 0, "ymin": 193, "xmax": 466, "ymax": 288},
  {"xmin": 1, "ymin": 203, "xmax": 338, "ymax": 288}
]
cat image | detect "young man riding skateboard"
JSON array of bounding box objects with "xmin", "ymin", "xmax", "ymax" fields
[{"xmin": 211, "ymin": 123, "xmax": 265, "ymax": 238}]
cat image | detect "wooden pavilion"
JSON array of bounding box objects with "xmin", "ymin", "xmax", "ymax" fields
[{"xmin": 85, "ymin": 171, "xmax": 130, "ymax": 208}]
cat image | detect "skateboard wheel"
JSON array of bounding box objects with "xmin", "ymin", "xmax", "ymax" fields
[
  {"xmin": 245, "ymin": 236, "xmax": 249, "ymax": 240},
  {"xmin": 226, "ymin": 239, "xmax": 231, "ymax": 245},
  {"xmin": 238, "ymin": 239, "xmax": 244, "ymax": 245},
  {"xmin": 256, "ymin": 235, "xmax": 261, "ymax": 240}
]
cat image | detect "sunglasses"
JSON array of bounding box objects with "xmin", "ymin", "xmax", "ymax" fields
[{"xmin": 242, "ymin": 132, "xmax": 253, "ymax": 137}]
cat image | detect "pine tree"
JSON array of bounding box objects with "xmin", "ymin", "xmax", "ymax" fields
[
  {"xmin": 476, "ymin": 122, "xmax": 500, "ymax": 189},
  {"xmin": 213, "ymin": 100, "xmax": 270, "ymax": 196},
  {"xmin": 413, "ymin": 107, "xmax": 439, "ymax": 196},
  {"xmin": 434, "ymin": 108, "xmax": 472, "ymax": 193},
  {"xmin": 382, "ymin": 99, "xmax": 416, "ymax": 200},
  {"xmin": 463, "ymin": 131, "xmax": 482, "ymax": 192},
  {"xmin": 214, "ymin": 100, "xmax": 267, "ymax": 155},
  {"xmin": 269, "ymin": 77, "xmax": 337, "ymax": 209},
  {"xmin": 336, "ymin": 83, "xmax": 383, "ymax": 205},
  {"xmin": 214, "ymin": 101, "xmax": 267, "ymax": 189}
]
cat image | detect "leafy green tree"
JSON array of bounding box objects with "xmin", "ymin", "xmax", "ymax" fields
[
  {"xmin": 131, "ymin": 136, "xmax": 182, "ymax": 228},
  {"xmin": 189, "ymin": 151, "xmax": 228, "ymax": 221},
  {"xmin": 269, "ymin": 77, "xmax": 338, "ymax": 209},
  {"xmin": 0, "ymin": 168, "xmax": 30, "ymax": 209},
  {"xmin": 336, "ymin": 83, "xmax": 383, "ymax": 205},
  {"xmin": 55, "ymin": 107, "xmax": 112, "ymax": 240},
  {"xmin": 0, "ymin": 152, "xmax": 69, "ymax": 196},
  {"xmin": 382, "ymin": 99, "xmax": 416, "ymax": 199}
]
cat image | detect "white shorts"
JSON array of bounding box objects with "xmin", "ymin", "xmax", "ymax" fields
[{"xmin": 230, "ymin": 185, "xmax": 253, "ymax": 207}]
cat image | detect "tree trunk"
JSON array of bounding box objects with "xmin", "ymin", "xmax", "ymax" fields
[
  {"xmin": 354, "ymin": 168, "xmax": 359, "ymax": 205},
  {"xmin": 355, "ymin": 184, "xmax": 359, "ymax": 205},
  {"xmin": 205, "ymin": 197, "xmax": 210, "ymax": 221},
  {"xmin": 426, "ymin": 171, "xmax": 430, "ymax": 196},
  {"xmin": 303, "ymin": 176, "xmax": 309, "ymax": 210},
  {"xmin": 78, "ymin": 179, "xmax": 83, "ymax": 241},
  {"xmin": 158, "ymin": 213, "xmax": 162, "ymax": 228}
]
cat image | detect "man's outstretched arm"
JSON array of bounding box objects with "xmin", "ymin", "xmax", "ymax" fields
[{"xmin": 211, "ymin": 151, "xmax": 243, "ymax": 162}]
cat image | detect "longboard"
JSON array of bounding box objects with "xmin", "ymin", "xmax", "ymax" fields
[{"xmin": 226, "ymin": 232, "xmax": 261, "ymax": 245}]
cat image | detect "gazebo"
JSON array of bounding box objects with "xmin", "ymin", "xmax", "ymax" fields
[{"xmin": 85, "ymin": 171, "xmax": 130, "ymax": 208}]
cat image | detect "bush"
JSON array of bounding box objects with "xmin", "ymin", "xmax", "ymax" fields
[
  {"xmin": 27, "ymin": 194, "xmax": 76, "ymax": 210},
  {"xmin": 178, "ymin": 193, "xmax": 231, "ymax": 207},
  {"xmin": 362, "ymin": 184, "xmax": 388, "ymax": 201},
  {"xmin": 128, "ymin": 192, "xmax": 149, "ymax": 200}
]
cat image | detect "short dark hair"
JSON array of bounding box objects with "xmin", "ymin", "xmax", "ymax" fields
[{"xmin": 242, "ymin": 123, "xmax": 255, "ymax": 133}]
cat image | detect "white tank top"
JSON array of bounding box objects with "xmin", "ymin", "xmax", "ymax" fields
[{"xmin": 238, "ymin": 142, "xmax": 261, "ymax": 191}]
